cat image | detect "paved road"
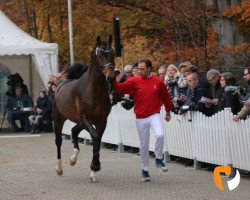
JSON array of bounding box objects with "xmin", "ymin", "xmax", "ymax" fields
[{"xmin": 0, "ymin": 132, "xmax": 249, "ymax": 200}]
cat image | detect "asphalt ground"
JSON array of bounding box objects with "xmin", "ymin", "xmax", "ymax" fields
[{"xmin": 0, "ymin": 132, "xmax": 249, "ymax": 200}]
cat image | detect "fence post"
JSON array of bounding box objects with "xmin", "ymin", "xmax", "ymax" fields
[
  {"xmin": 117, "ymin": 143, "xmax": 124, "ymax": 153},
  {"xmin": 84, "ymin": 137, "xmax": 91, "ymax": 145},
  {"xmin": 194, "ymin": 157, "xmax": 201, "ymax": 170},
  {"xmin": 164, "ymin": 151, "xmax": 170, "ymax": 163},
  {"xmin": 224, "ymin": 108, "xmax": 233, "ymax": 168}
]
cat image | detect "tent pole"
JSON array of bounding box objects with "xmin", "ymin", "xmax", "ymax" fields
[
  {"xmin": 68, "ymin": 0, "xmax": 74, "ymax": 65},
  {"xmin": 29, "ymin": 55, "xmax": 33, "ymax": 97}
]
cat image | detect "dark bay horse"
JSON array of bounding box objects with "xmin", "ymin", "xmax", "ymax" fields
[{"xmin": 53, "ymin": 35, "xmax": 115, "ymax": 183}]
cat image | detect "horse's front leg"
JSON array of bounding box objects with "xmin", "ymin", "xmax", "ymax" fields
[
  {"xmin": 90, "ymin": 136, "xmax": 102, "ymax": 183},
  {"xmin": 69, "ymin": 124, "xmax": 82, "ymax": 166},
  {"xmin": 54, "ymin": 112, "xmax": 65, "ymax": 176}
]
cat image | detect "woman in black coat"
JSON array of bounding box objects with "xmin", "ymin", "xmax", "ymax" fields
[
  {"xmin": 29, "ymin": 90, "xmax": 49, "ymax": 133},
  {"xmin": 218, "ymin": 72, "xmax": 241, "ymax": 115}
]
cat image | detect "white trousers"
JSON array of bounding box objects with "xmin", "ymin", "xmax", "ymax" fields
[{"xmin": 136, "ymin": 113, "xmax": 164, "ymax": 171}]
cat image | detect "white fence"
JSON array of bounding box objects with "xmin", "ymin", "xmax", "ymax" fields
[{"xmin": 62, "ymin": 105, "xmax": 250, "ymax": 171}]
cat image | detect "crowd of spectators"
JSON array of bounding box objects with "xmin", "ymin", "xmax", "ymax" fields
[
  {"xmin": 6, "ymin": 73, "xmax": 57, "ymax": 133},
  {"xmin": 108, "ymin": 61, "xmax": 250, "ymax": 168},
  {"xmin": 111, "ymin": 61, "xmax": 250, "ymax": 121}
]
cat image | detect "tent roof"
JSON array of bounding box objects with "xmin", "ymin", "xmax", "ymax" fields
[{"xmin": 0, "ymin": 10, "xmax": 58, "ymax": 55}]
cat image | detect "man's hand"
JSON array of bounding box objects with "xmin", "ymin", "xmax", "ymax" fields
[
  {"xmin": 123, "ymin": 94, "xmax": 130, "ymax": 100},
  {"xmin": 245, "ymin": 101, "xmax": 250, "ymax": 109},
  {"xmin": 233, "ymin": 115, "xmax": 240, "ymax": 121},
  {"xmin": 212, "ymin": 99, "xmax": 219, "ymax": 105},
  {"xmin": 205, "ymin": 103, "xmax": 212, "ymax": 108}
]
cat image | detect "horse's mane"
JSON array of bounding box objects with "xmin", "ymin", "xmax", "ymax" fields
[{"xmin": 65, "ymin": 62, "xmax": 88, "ymax": 79}]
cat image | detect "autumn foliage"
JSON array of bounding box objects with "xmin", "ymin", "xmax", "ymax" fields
[{"xmin": 0, "ymin": 0, "xmax": 249, "ymax": 72}]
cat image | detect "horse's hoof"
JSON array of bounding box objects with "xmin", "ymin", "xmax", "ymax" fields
[
  {"xmin": 69, "ymin": 159, "xmax": 76, "ymax": 166},
  {"xmin": 90, "ymin": 176, "xmax": 99, "ymax": 183},
  {"xmin": 56, "ymin": 170, "xmax": 63, "ymax": 176}
]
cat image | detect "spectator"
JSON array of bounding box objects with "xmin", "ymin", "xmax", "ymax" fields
[
  {"xmin": 165, "ymin": 64, "xmax": 179, "ymax": 100},
  {"xmin": 113, "ymin": 59, "xmax": 172, "ymax": 182},
  {"xmin": 185, "ymin": 65, "xmax": 210, "ymax": 89},
  {"xmin": 7, "ymin": 86, "xmax": 33, "ymax": 132},
  {"xmin": 181, "ymin": 73, "xmax": 213, "ymax": 116},
  {"xmin": 47, "ymin": 83, "xmax": 57, "ymax": 119},
  {"xmin": 177, "ymin": 65, "xmax": 189, "ymax": 95},
  {"xmin": 157, "ymin": 65, "xmax": 167, "ymax": 82},
  {"xmin": 120, "ymin": 64, "xmax": 133, "ymax": 82},
  {"xmin": 29, "ymin": 90, "xmax": 50, "ymax": 134},
  {"xmin": 218, "ymin": 72, "xmax": 241, "ymax": 115},
  {"xmin": 132, "ymin": 63, "xmax": 140, "ymax": 77},
  {"xmin": 110, "ymin": 69, "xmax": 123, "ymax": 105},
  {"xmin": 206, "ymin": 69, "xmax": 222, "ymax": 113},
  {"xmin": 48, "ymin": 74, "xmax": 56, "ymax": 88},
  {"xmin": 239, "ymin": 67, "xmax": 250, "ymax": 103},
  {"xmin": 233, "ymin": 67, "xmax": 250, "ymax": 121}
]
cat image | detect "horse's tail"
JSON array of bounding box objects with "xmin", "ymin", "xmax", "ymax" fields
[{"xmin": 65, "ymin": 62, "xmax": 88, "ymax": 79}]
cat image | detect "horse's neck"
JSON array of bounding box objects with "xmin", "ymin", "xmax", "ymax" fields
[{"xmin": 87, "ymin": 58, "xmax": 105, "ymax": 86}]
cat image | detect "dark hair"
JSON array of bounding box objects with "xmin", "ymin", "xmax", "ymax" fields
[
  {"xmin": 139, "ymin": 59, "xmax": 152, "ymax": 69},
  {"xmin": 40, "ymin": 89, "xmax": 47, "ymax": 96},
  {"xmin": 132, "ymin": 62, "xmax": 138, "ymax": 69},
  {"xmin": 15, "ymin": 86, "xmax": 22, "ymax": 91},
  {"xmin": 114, "ymin": 69, "xmax": 121, "ymax": 77},
  {"xmin": 186, "ymin": 65, "xmax": 198, "ymax": 73},
  {"xmin": 245, "ymin": 67, "xmax": 250, "ymax": 74},
  {"xmin": 221, "ymin": 72, "xmax": 235, "ymax": 86}
]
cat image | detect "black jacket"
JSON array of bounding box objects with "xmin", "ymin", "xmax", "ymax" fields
[
  {"xmin": 7, "ymin": 94, "xmax": 32, "ymax": 110},
  {"xmin": 35, "ymin": 96, "xmax": 50, "ymax": 119},
  {"xmin": 185, "ymin": 82, "xmax": 213, "ymax": 116}
]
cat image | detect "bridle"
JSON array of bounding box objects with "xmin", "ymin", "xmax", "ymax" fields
[
  {"xmin": 95, "ymin": 47, "xmax": 115, "ymax": 73},
  {"xmin": 94, "ymin": 47, "xmax": 115, "ymax": 94}
]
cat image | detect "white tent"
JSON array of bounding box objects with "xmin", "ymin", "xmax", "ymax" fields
[{"xmin": 0, "ymin": 10, "xmax": 58, "ymax": 91}]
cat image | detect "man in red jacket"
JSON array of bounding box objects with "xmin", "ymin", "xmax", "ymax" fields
[{"xmin": 114, "ymin": 59, "xmax": 172, "ymax": 182}]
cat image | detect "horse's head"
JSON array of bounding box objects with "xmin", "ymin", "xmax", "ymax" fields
[{"xmin": 95, "ymin": 35, "xmax": 115, "ymax": 82}]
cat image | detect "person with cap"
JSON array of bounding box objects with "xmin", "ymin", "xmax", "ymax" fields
[
  {"xmin": 113, "ymin": 59, "xmax": 172, "ymax": 182},
  {"xmin": 206, "ymin": 69, "xmax": 222, "ymax": 114},
  {"xmin": 121, "ymin": 64, "xmax": 133, "ymax": 82},
  {"xmin": 29, "ymin": 90, "xmax": 50, "ymax": 134}
]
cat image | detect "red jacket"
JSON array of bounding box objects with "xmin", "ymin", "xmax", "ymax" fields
[{"xmin": 114, "ymin": 75, "xmax": 172, "ymax": 118}]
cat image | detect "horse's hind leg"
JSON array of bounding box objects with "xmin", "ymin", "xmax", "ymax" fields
[{"xmin": 69, "ymin": 124, "xmax": 82, "ymax": 166}]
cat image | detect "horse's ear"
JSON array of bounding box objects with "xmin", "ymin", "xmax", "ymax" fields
[
  {"xmin": 96, "ymin": 36, "xmax": 101, "ymax": 46},
  {"xmin": 108, "ymin": 34, "xmax": 113, "ymax": 45}
]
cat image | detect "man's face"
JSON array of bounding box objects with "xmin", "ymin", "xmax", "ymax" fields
[
  {"xmin": 187, "ymin": 75, "xmax": 197, "ymax": 89},
  {"xmin": 243, "ymin": 69, "xmax": 250, "ymax": 82},
  {"xmin": 158, "ymin": 68, "xmax": 166, "ymax": 81},
  {"xmin": 138, "ymin": 62, "xmax": 151, "ymax": 78},
  {"xmin": 15, "ymin": 89, "xmax": 22, "ymax": 97},
  {"xmin": 207, "ymin": 76, "xmax": 220, "ymax": 86},
  {"xmin": 124, "ymin": 70, "xmax": 133, "ymax": 78},
  {"xmin": 132, "ymin": 68, "xmax": 140, "ymax": 76}
]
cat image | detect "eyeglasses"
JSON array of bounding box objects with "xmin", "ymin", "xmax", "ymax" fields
[{"xmin": 208, "ymin": 77, "xmax": 215, "ymax": 83}]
